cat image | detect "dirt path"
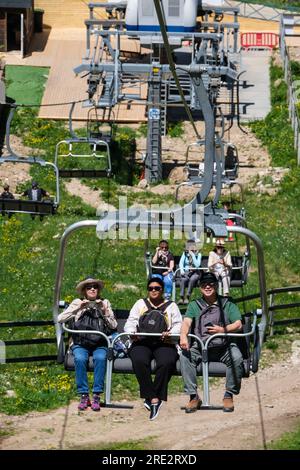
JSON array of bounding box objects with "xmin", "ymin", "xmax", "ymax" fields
[
  {"xmin": 1, "ymin": 356, "xmax": 300, "ymax": 450},
  {"xmin": 0, "ymin": 136, "xmax": 36, "ymax": 192},
  {"xmin": 0, "ymin": 122, "xmax": 285, "ymax": 206}
]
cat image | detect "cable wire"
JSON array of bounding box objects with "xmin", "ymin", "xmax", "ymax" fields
[
  {"xmin": 255, "ymin": 375, "xmax": 267, "ymax": 450},
  {"xmin": 0, "ymin": 99, "xmax": 88, "ymax": 109}
]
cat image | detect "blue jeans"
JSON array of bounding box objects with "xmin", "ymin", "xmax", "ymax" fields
[
  {"xmin": 71, "ymin": 344, "xmax": 107, "ymax": 395},
  {"xmin": 152, "ymin": 273, "xmax": 173, "ymax": 297}
]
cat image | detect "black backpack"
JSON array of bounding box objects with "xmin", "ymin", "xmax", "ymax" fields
[
  {"xmin": 137, "ymin": 299, "xmax": 172, "ymax": 334},
  {"xmin": 194, "ymin": 297, "xmax": 229, "ymax": 348},
  {"xmin": 71, "ymin": 306, "xmax": 110, "ymax": 349}
]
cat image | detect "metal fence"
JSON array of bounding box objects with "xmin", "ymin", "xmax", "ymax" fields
[
  {"xmin": 0, "ymin": 320, "xmax": 57, "ymax": 364},
  {"xmin": 268, "ymin": 286, "xmax": 300, "ymax": 336},
  {"xmin": 235, "ymin": 285, "xmax": 300, "ymax": 336},
  {"xmin": 280, "ymin": 14, "xmax": 300, "ymax": 166}
]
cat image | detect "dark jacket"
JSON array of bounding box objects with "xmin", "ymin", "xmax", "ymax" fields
[{"xmin": 0, "ymin": 190, "xmax": 14, "ymax": 199}]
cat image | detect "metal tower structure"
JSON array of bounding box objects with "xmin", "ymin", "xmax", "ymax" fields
[{"xmin": 74, "ymin": 2, "xmax": 241, "ymax": 185}]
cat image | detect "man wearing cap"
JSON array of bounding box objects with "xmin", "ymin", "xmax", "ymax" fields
[
  {"xmin": 208, "ymin": 238, "xmax": 232, "ymax": 296},
  {"xmin": 22, "ymin": 181, "xmax": 50, "ymax": 202},
  {"xmin": 58, "ymin": 277, "xmax": 117, "ymax": 412},
  {"xmin": 22, "ymin": 181, "xmax": 51, "ymax": 220},
  {"xmin": 179, "ymin": 272, "xmax": 243, "ymax": 413}
]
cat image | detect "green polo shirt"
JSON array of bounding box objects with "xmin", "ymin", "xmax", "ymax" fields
[{"xmin": 185, "ymin": 297, "xmax": 241, "ymax": 323}]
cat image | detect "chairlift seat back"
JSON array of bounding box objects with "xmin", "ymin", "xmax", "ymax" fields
[{"xmin": 0, "ymin": 199, "xmax": 56, "ymax": 215}]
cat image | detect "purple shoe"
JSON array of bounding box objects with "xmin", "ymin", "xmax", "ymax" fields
[
  {"xmin": 78, "ymin": 394, "xmax": 91, "ymax": 411},
  {"xmin": 91, "ymin": 394, "xmax": 101, "ymax": 412}
]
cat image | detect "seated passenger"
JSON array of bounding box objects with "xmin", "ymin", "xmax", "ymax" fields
[
  {"xmin": 222, "ymin": 201, "xmax": 234, "ymax": 242},
  {"xmin": 0, "ymin": 183, "xmax": 15, "ymax": 199},
  {"xmin": 151, "ymin": 240, "xmax": 174, "ymax": 300},
  {"xmin": 22, "ymin": 180, "xmax": 50, "ymax": 201},
  {"xmin": 124, "ymin": 277, "xmax": 182, "ymax": 420},
  {"xmin": 58, "ymin": 277, "xmax": 117, "ymax": 412},
  {"xmin": 179, "ymin": 272, "xmax": 243, "ymax": 413},
  {"xmin": 22, "ymin": 180, "xmax": 50, "ymax": 221},
  {"xmin": 178, "ymin": 240, "xmax": 201, "ymax": 305},
  {"xmin": 208, "ymin": 239, "xmax": 232, "ymax": 296}
]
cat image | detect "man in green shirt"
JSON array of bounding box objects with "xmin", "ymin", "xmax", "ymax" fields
[{"xmin": 179, "ymin": 272, "xmax": 244, "ymax": 413}]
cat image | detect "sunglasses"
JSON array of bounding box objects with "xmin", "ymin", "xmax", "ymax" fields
[
  {"xmin": 200, "ymin": 282, "xmax": 217, "ymax": 288},
  {"xmin": 148, "ymin": 286, "xmax": 162, "ymax": 292},
  {"xmin": 86, "ymin": 285, "xmax": 98, "ymax": 290}
]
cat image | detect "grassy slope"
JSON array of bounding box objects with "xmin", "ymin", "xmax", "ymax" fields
[
  {"xmin": 0, "ymin": 59, "xmax": 300, "ymax": 415},
  {"xmin": 269, "ymin": 425, "xmax": 300, "ymax": 449},
  {"xmin": 237, "ymin": 0, "xmax": 300, "ymax": 10}
]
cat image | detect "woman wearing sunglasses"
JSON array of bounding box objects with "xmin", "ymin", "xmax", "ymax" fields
[
  {"xmin": 124, "ymin": 277, "xmax": 182, "ymax": 420},
  {"xmin": 58, "ymin": 277, "xmax": 117, "ymax": 412}
]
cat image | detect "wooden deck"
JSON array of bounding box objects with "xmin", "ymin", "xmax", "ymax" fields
[
  {"xmin": 4, "ymin": 27, "xmax": 147, "ymax": 123},
  {"xmin": 3, "ymin": 12, "xmax": 281, "ymax": 123}
]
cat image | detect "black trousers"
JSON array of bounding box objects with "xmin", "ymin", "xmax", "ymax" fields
[{"xmin": 129, "ymin": 340, "xmax": 178, "ymax": 401}]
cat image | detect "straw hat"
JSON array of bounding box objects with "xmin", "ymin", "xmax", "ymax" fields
[{"xmin": 76, "ymin": 277, "xmax": 104, "ymax": 296}]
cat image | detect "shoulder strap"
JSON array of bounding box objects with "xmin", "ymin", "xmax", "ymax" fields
[
  {"xmin": 160, "ymin": 300, "xmax": 173, "ymax": 313},
  {"xmin": 220, "ymin": 296, "xmax": 229, "ymax": 309},
  {"xmin": 195, "ymin": 298, "xmax": 208, "ymax": 313},
  {"xmin": 143, "ymin": 298, "xmax": 172, "ymax": 313},
  {"xmin": 143, "ymin": 298, "xmax": 152, "ymax": 312}
]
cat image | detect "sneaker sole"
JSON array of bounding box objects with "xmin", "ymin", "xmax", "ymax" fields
[
  {"xmin": 143, "ymin": 402, "xmax": 151, "ymax": 411},
  {"xmin": 149, "ymin": 402, "xmax": 163, "ymax": 421}
]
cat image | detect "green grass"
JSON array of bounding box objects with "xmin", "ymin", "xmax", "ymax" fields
[
  {"xmin": 269, "ymin": 423, "xmax": 300, "ymax": 449},
  {"xmin": 249, "ymin": 62, "xmax": 296, "ymax": 168},
  {"xmin": 73, "ymin": 437, "xmax": 155, "ymax": 450},
  {"xmin": 247, "ymin": 58, "xmax": 300, "ymax": 295},
  {"xmin": 5, "ymin": 66, "xmax": 49, "ymax": 106}
]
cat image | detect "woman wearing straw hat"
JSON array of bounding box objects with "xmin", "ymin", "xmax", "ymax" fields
[
  {"xmin": 58, "ymin": 277, "xmax": 117, "ymax": 412},
  {"xmin": 208, "ymin": 239, "xmax": 232, "ymax": 296}
]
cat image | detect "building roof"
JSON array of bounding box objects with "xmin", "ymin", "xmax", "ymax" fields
[{"xmin": 0, "ymin": 1, "xmax": 33, "ymax": 8}]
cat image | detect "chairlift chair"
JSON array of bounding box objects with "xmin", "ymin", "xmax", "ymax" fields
[
  {"xmin": 0, "ymin": 157, "xmax": 59, "ymax": 217},
  {"xmin": 145, "ymin": 237, "xmax": 250, "ymax": 303},
  {"xmin": 87, "ymin": 107, "xmax": 115, "ymax": 146},
  {"xmin": 54, "ymin": 102, "xmax": 112, "ymax": 178},
  {"xmin": 0, "ymin": 107, "xmax": 59, "ymax": 218},
  {"xmin": 175, "ymin": 139, "xmax": 240, "ymax": 203},
  {"xmin": 184, "ymin": 139, "xmax": 239, "ymax": 181},
  {"xmin": 53, "ymin": 220, "xmax": 267, "ymax": 410},
  {"xmin": 54, "ymin": 138, "xmax": 112, "ymax": 178}
]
